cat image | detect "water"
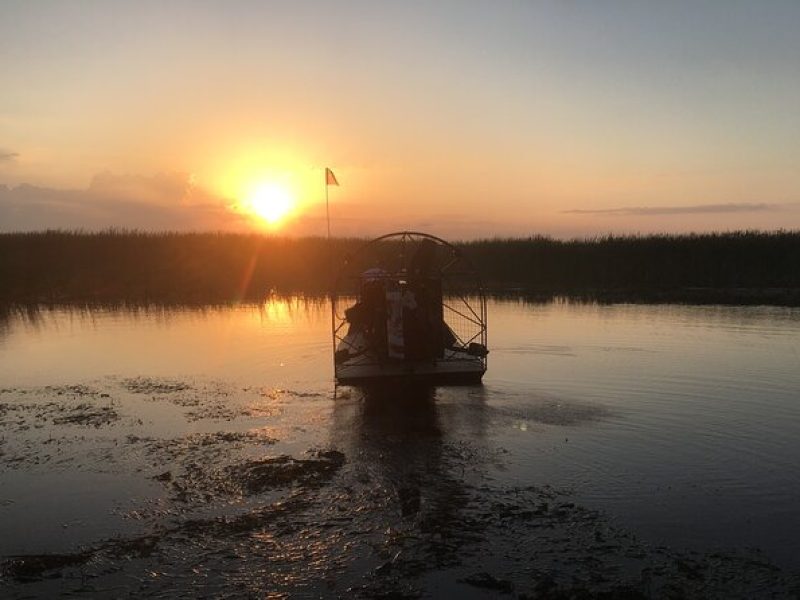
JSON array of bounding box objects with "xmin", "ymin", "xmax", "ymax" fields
[
  {"xmin": 1, "ymin": 298, "xmax": 799, "ymax": 597},
  {"xmin": 489, "ymin": 301, "xmax": 800, "ymax": 563}
]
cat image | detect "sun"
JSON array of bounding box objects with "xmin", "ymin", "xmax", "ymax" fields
[{"xmin": 246, "ymin": 182, "xmax": 295, "ymax": 226}]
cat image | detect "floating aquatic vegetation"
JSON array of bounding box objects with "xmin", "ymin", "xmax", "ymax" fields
[
  {"xmin": 122, "ymin": 377, "xmax": 191, "ymax": 395},
  {"xmin": 1, "ymin": 375, "xmax": 798, "ymax": 598},
  {"xmin": 226, "ymin": 450, "xmax": 346, "ymax": 496},
  {"xmin": 51, "ymin": 403, "xmax": 119, "ymax": 427}
]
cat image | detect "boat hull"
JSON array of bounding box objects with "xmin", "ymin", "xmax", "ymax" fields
[{"xmin": 335, "ymin": 358, "xmax": 485, "ymax": 386}]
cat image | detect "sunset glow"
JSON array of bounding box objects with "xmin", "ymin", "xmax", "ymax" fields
[
  {"xmin": 1, "ymin": 3, "xmax": 800, "ymax": 237},
  {"xmin": 246, "ymin": 182, "xmax": 295, "ymax": 226}
]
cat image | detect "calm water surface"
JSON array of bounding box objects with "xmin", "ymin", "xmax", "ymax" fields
[{"xmin": 1, "ymin": 298, "xmax": 799, "ymax": 593}]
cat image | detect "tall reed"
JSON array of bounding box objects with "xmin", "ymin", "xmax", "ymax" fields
[{"xmin": 1, "ymin": 230, "xmax": 798, "ymax": 304}]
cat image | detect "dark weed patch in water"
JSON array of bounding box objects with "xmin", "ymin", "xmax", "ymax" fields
[
  {"xmin": 146, "ymin": 446, "xmax": 343, "ymax": 504},
  {"xmin": 45, "ymin": 384, "xmax": 102, "ymax": 397},
  {"xmin": 50, "ymin": 403, "xmax": 119, "ymax": 427},
  {"xmin": 122, "ymin": 377, "xmax": 191, "ymax": 395},
  {"xmin": 227, "ymin": 450, "xmax": 346, "ymax": 496},
  {"xmin": 129, "ymin": 431, "xmax": 281, "ymax": 504},
  {"xmin": 123, "ymin": 378, "xmax": 291, "ymax": 422},
  {"xmin": 1, "ymin": 551, "xmax": 94, "ymax": 582},
  {"xmin": 133, "ymin": 430, "xmax": 277, "ymax": 463},
  {"xmin": 0, "ymin": 398, "xmax": 120, "ymax": 432}
]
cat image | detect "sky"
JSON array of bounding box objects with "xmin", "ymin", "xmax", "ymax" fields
[{"xmin": 1, "ymin": 0, "xmax": 799, "ymax": 239}]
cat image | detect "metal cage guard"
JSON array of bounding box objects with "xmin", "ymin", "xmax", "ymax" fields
[{"xmin": 331, "ymin": 232, "xmax": 487, "ymax": 385}]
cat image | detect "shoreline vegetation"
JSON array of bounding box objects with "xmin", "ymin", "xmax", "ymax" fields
[{"xmin": 2, "ymin": 230, "xmax": 800, "ymax": 306}]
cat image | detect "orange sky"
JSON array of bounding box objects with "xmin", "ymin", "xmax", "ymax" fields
[{"xmin": 1, "ymin": 1, "xmax": 799, "ymax": 238}]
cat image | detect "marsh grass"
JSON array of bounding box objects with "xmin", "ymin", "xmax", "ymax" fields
[
  {"xmin": 462, "ymin": 231, "xmax": 800, "ymax": 305},
  {"xmin": 1, "ymin": 230, "xmax": 799, "ymax": 305}
]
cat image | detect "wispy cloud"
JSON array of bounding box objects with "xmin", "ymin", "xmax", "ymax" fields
[
  {"xmin": 563, "ymin": 203, "xmax": 777, "ymax": 216},
  {"xmin": 0, "ymin": 149, "xmax": 19, "ymax": 162}
]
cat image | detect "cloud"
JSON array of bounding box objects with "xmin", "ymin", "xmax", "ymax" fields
[
  {"xmin": 562, "ymin": 203, "xmax": 777, "ymax": 216},
  {"xmin": 87, "ymin": 171, "xmax": 192, "ymax": 204},
  {"xmin": 0, "ymin": 175, "xmax": 250, "ymax": 232},
  {"xmin": 0, "ymin": 150, "xmax": 19, "ymax": 162}
]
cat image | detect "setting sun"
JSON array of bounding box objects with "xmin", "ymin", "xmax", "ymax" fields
[{"xmin": 246, "ymin": 182, "xmax": 294, "ymax": 226}]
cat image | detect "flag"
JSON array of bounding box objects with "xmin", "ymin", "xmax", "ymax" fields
[{"xmin": 325, "ymin": 167, "xmax": 339, "ymax": 186}]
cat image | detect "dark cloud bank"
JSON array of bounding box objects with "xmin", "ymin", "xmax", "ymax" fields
[
  {"xmin": 563, "ymin": 202, "xmax": 777, "ymax": 216},
  {"xmin": 0, "ymin": 172, "xmax": 248, "ymax": 232}
]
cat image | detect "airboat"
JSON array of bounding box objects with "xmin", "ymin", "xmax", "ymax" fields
[{"xmin": 332, "ymin": 232, "xmax": 488, "ymax": 385}]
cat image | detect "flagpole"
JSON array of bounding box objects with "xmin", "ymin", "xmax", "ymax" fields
[
  {"xmin": 325, "ymin": 169, "xmax": 335, "ymax": 389},
  {"xmin": 325, "ymin": 176, "xmax": 331, "ymax": 240}
]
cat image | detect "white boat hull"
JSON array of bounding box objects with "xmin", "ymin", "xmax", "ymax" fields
[{"xmin": 335, "ymin": 354, "xmax": 485, "ymax": 386}]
